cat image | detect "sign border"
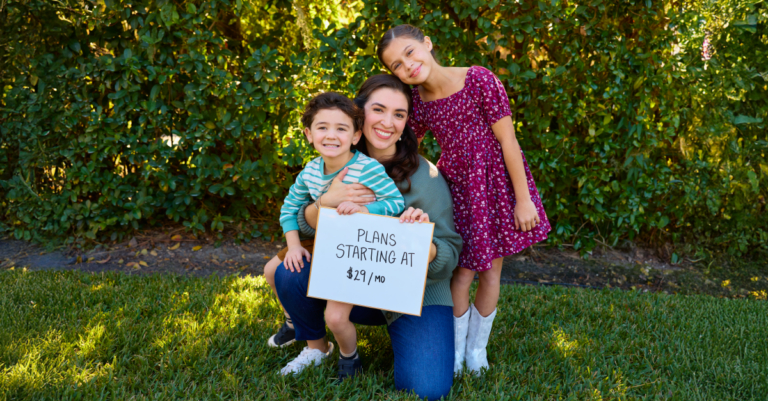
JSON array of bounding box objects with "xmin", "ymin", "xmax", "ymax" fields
[{"xmin": 306, "ymin": 206, "xmax": 435, "ymax": 317}]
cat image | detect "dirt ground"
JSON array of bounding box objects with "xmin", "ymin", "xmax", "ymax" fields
[{"xmin": 2, "ymin": 227, "xmax": 767, "ymax": 299}]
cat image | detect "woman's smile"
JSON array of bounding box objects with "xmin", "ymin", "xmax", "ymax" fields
[{"xmin": 374, "ymin": 128, "xmax": 393, "ymax": 139}]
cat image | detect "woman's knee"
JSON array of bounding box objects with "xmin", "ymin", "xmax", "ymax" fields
[
  {"xmin": 273, "ymin": 258, "xmax": 310, "ymax": 297},
  {"xmin": 391, "ymin": 307, "xmax": 454, "ymax": 399},
  {"xmin": 397, "ymin": 377, "xmax": 452, "ymax": 400},
  {"xmin": 263, "ymin": 256, "xmax": 281, "ymax": 287},
  {"xmin": 396, "ymin": 361, "xmax": 453, "ymax": 399}
]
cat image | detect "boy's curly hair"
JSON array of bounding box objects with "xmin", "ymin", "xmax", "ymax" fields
[{"xmin": 301, "ymin": 92, "xmax": 363, "ymax": 132}]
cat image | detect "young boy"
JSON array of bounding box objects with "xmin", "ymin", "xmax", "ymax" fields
[{"xmin": 278, "ymin": 92, "xmax": 405, "ymax": 379}]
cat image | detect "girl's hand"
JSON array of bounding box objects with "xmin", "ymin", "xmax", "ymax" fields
[
  {"xmin": 336, "ymin": 201, "xmax": 363, "ymax": 215},
  {"xmin": 322, "ymin": 167, "xmax": 376, "ymax": 207},
  {"xmin": 514, "ymin": 199, "xmax": 541, "ymax": 232},
  {"xmin": 399, "ymin": 207, "xmax": 430, "ymax": 223},
  {"xmin": 283, "ymin": 246, "xmax": 311, "ymax": 273}
]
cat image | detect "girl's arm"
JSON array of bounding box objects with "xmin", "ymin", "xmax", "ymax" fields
[{"xmin": 492, "ymin": 116, "xmax": 541, "ymax": 232}]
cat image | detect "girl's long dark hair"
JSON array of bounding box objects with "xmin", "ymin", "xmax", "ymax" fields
[{"xmin": 353, "ymin": 74, "xmax": 420, "ymax": 193}]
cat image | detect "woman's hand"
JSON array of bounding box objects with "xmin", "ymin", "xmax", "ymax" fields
[
  {"xmin": 321, "ymin": 167, "xmax": 376, "ymax": 207},
  {"xmin": 514, "ymin": 199, "xmax": 540, "ymax": 232},
  {"xmin": 283, "ymin": 245, "xmax": 311, "ymax": 273},
  {"xmin": 399, "ymin": 207, "xmax": 430, "ymax": 223},
  {"xmin": 399, "ymin": 207, "xmax": 434, "ymax": 261}
]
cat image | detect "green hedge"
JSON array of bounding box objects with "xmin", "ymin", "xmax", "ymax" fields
[{"xmin": 1, "ymin": 0, "xmax": 766, "ymax": 258}]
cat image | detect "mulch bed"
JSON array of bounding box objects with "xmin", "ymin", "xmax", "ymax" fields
[{"xmin": 2, "ymin": 227, "xmax": 766, "ymax": 298}]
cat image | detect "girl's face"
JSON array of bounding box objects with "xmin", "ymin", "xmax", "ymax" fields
[
  {"xmin": 380, "ymin": 36, "xmax": 434, "ymax": 86},
  {"xmin": 362, "ymin": 88, "xmax": 409, "ymax": 155}
]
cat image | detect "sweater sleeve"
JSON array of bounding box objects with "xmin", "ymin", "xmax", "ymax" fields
[
  {"xmin": 424, "ymin": 199, "xmax": 462, "ymax": 282},
  {"xmin": 403, "ymin": 158, "xmax": 463, "ymax": 282},
  {"xmin": 428, "ymin": 235, "xmax": 461, "ymax": 281},
  {"xmin": 357, "ymin": 162, "xmax": 405, "ymax": 216},
  {"xmin": 279, "ymin": 171, "xmax": 311, "ymax": 233}
]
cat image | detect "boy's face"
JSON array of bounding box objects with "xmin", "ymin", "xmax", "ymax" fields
[{"xmin": 304, "ymin": 108, "xmax": 361, "ymax": 159}]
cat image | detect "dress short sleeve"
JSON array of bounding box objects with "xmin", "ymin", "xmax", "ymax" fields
[
  {"xmin": 472, "ymin": 66, "xmax": 512, "ymax": 127},
  {"xmin": 409, "ymin": 87, "xmax": 428, "ymax": 139},
  {"xmin": 408, "ymin": 115, "xmax": 428, "ymax": 139}
]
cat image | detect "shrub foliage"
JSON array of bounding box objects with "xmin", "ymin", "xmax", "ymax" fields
[{"xmin": 1, "ymin": 0, "xmax": 766, "ymax": 257}]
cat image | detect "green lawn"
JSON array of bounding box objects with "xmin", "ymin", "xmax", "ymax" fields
[{"xmin": 1, "ymin": 270, "xmax": 766, "ymax": 400}]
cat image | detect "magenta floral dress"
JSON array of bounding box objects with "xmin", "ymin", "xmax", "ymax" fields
[{"xmin": 409, "ymin": 66, "xmax": 551, "ymax": 272}]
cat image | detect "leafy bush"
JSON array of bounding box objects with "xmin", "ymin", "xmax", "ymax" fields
[
  {"xmin": 355, "ymin": 0, "xmax": 767, "ymax": 258},
  {"xmin": 1, "ymin": 0, "xmax": 766, "ymax": 258},
  {"xmin": 0, "ymin": 0, "xmax": 362, "ymax": 245}
]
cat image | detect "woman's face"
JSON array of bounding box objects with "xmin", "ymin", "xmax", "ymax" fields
[
  {"xmin": 362, "ymin": 87, "xmax": 409, "ymax": 155},
  {"xmin": 380, "ymin": 36, "xmax": 433, "ymax": 86}
]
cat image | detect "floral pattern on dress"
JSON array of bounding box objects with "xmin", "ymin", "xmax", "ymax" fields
[{"xmin": 410, "ymin": 66, "xmax": 551, "ymax": 272}]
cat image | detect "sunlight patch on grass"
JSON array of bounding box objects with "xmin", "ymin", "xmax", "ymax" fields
[
  {"xmin": 77, "ymin": 323, "xmax": 106, "ymax": 358},
  {"xmin": 2, "ymin": 327, "xmax": 114, "ymax": 396},
  {"xmin": 551, "ymin": 328, "xmax": 581, "ymax": 358}
]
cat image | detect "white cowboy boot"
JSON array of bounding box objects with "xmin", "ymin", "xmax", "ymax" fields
[
  {"xmin": 453, "ymin": 308, "xmax": 470, "ymax": 374},
  {"xmin": 464, "ymin": 303, "xmax": 497, "ymax": 375}
]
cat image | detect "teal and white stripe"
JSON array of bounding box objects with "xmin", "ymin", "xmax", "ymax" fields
[{"xmin": 280, "ymin": 152, "xmax": 405, "ymax": 233}]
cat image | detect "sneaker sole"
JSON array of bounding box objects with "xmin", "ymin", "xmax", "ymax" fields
[{"xmin": 267, "ymin": 334, "xmax": 296, "ymax": 348}]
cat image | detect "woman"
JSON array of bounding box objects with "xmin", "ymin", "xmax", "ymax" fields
[{"xmin": 267, "ymin": 74, "xmax": 462, "ymax": 400}]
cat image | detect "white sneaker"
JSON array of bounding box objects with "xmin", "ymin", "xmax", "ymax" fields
[{"xmin": 279, "ymin": 343, "xmax": 334, "ymax": 376}]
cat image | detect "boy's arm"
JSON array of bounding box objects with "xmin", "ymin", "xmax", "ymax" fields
[
  {"xmin": 280, "ymin": 171, "xmax": 314, "ymax": 272},
  {"xmin": 279, "ymin": 171, "xmax": 312, "ymax": 233},
  {"xmin": 283, "ymin": 230, "xmax": 311, "ymax": 272},
  {"xmin": 356, "ymin": 162, "xmax": 404, "ymax": 216}
]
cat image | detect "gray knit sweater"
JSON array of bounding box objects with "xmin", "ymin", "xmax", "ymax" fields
[{"xmin": 296, "ymin": 156, "xmax": 463, "ymax": 324}]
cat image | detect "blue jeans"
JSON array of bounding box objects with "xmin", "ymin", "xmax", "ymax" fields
[{"xmin": 275, "ymin": 257, "xmax": 454, "ymax": 400}]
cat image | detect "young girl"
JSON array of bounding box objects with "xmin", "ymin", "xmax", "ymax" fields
[{"xmin": 377, "ymin": 25, "xmax": 551, "ymax": 375}]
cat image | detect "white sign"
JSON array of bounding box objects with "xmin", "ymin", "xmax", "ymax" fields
[{"xmin": 307, "ymin": 207, "xmax": 435, "ymax": 316}]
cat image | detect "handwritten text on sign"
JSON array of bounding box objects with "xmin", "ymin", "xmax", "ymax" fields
[{"xmin": 307, "ymin": 207, "xmax": 435, "ymax": 316}]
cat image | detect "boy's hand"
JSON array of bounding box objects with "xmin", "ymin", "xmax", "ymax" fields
[
  {"xmin": 336, "ymin": 201, "xmax": 363, "ymax": 215},
  {"xmin": 514, "ymin": 199, "xmax": 540, "ymax": 232},
  {"xmin": 284, "ymin": 246, "xmax": 311, "ymax": 273}
]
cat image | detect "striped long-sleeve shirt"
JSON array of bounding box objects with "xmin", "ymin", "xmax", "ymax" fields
[{"xmin": 280, "ymin": 151, "xmax": 405, "ymax": 233}]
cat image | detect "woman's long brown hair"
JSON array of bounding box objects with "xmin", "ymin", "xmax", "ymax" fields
[{"xmin": 353, "ymin": 74, "xmax": 420, "ymax": 193}]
